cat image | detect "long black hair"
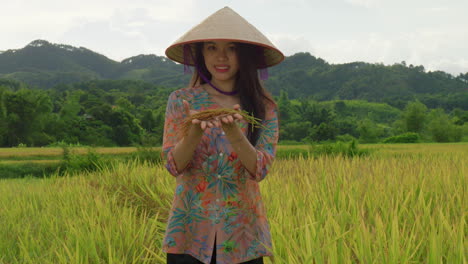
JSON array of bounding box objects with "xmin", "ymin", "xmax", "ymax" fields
[{"xmin": 190, "ymin": 42, "xmax": 275, "ymax": 146}]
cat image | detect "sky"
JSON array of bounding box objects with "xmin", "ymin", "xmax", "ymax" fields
[{"xmin": 1, "ymin": 0, "xmax": 467, "ymax": 75}]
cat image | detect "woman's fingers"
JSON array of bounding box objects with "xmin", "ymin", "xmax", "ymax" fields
[
  {"xmin": 194, "ymin": 113, "xmax": 241, "ymax": 131},
  {"xmin": 211, "ymin": 117, "xmax": 218, "ymax": 128},
  {"xmin": 194, "ymin": 119, "xmax": 222, "ymax": 131},
  {"xmin": 233, "ymin": 113, "xmax": 243, "ymax": 120},
  {"xmin": 232, "ymin": 104, "xmax": 242, "ymax": 122}
]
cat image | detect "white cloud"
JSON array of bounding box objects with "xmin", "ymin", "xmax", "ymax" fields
[
  {"xmin": 344, "ymin": 0, "xmax": 381, "ymax": 8},
  {"xmin": 1, "ymin": 0, "xmax": 467, "ymax": 75},
  {"xmin": 57, "ymin": 8, "xmax": 189, "ymax": 60},
  {"xmin": 311, "ymin": 28, "xmax": 468, "ymax": 75},
  {"xmin": 0, "ymin": 0, "xmax": 196, "ymax": 50},
  {"xmin": 268, "ymin": 34, "xmax": 316, "ymax": 56}
]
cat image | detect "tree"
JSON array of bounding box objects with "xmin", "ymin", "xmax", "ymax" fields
[
  {"xmin": 140, "ymin": 109, "xmax": 157, "ymax": 132},
  {"xmin": 357, "ymin": 118, "xmax": 383, "ymax": 143},
  {"xmin": 2, "ymin": 89, "xmax": 53, "ymax": 146},
  {"xmin": 281, "ymin": 121, "xmax": 311, "ymax": 141},
  {"xmin": 334, "ymin": 118, "xmax": 359, "ymax": 138},
  {"xmin": 0, "ymin": 86, "xmax": 8, "ymax": 145},
  {"xmin": 277, "ymin": 90, "xmax": 293, "ymax": 123},
  {"xmin": 451, "ymin": 108, "xmax": 468, "ymax": 125},
  {"xmin": 334, "ymin": 101, "xmax": 346, "ymax": 114},
  {"xmin": 310, "ymin": 122, "xmax": 337, "ymax": 142},
  {"xmin": 427, "ymin": 109, "xmax": 463, "ymax": 142},
  {"xmin": 402, "ymin": 100, "xmax": 427, "ymax": 133},
  {"xmin": 109, "ymin": 109, "xmax": 142, "ymax": 146}
]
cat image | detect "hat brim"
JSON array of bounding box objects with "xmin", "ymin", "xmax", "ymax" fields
[
  {"xmin": 166, "ymin": 39, "xmax": 284, "ymax": 68},
  {"xmin": 164, "ymin": 7, "xmax": 285, "ymax": 68}
]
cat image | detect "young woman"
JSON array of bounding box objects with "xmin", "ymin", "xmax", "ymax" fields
[{"xmin": 162, "ymin": 7, "xmax": 284, "ymax": 264}]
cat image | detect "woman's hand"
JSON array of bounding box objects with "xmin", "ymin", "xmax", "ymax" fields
[
  {"xmin": 220, "ymin": 104, "xmax": 243, "ymax": 129},
  {"xmin": 183, "ymin": 101, "xmax": 243, "ymax": 131},
  {"xmin": 183, "ymin": 100, "xmax": 202, "ymax": 134},
  {"xmin": 183, "ymin": 100, "xmax": 234, "ymax": 131},
  {"xmin": 221, "ymin": 104, "xmax": 248, "ymax": 145}
]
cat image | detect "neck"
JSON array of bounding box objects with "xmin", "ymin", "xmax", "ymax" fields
[
  {"xmin": 210, "ymin": 79, "xmax": 236, "ymax": 94},
  {"xmin": 203, "ymin": 83, "xmax": 238, "ymax": 98}
]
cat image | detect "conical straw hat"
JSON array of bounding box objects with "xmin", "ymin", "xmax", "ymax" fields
[{"xmin": 165, "ymin": 6, "xmax": 284, "ymax": 68}]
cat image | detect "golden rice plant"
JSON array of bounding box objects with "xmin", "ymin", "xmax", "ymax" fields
[
  {"xmin": 0, "ymin": 144, "xmax": 465, "ymax": 263},
  {"xmin": 181, "ymin": 108, "xmax": 265, "ymax": 135}
]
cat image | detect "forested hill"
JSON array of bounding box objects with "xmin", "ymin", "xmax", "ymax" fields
[
  {"xmin": 0, "ymin": 40, "xmax": 467, "ymax": 109},
  {"xmin": 0, "ymin": 40, "xmax": 187, "ymax": 89}
]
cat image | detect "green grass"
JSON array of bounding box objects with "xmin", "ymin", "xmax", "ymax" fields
[
  {"xmin": 0, "ymin": 147, "xmax": 163, "ymax": 179},
  {"xmin": 0, "ymin": 163, "xmax": 61, "ymax": 179},
  {"xmin": 0, "ymin": 144, "xmax": 466, "ymax": 263}
]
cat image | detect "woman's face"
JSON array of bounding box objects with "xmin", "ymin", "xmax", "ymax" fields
[{"xmin": 202, "ymin": 41, "xmax": 239, "ymax": 83}]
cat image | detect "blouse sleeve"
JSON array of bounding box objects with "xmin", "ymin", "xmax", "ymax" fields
[
  {"xmin": 161, "ymin": 91, "xmax": 191, "ymax": 177},
  {"xmin": 244, "ymin": 102, "xmax": 279, "ymax": 182}
]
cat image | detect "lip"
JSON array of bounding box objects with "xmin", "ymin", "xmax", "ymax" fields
[{"xmin": 214, "ymin": 65, "xmax": 229, "ymax": 73}]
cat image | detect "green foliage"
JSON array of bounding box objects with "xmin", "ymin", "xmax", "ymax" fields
[
  {"xmin": 277, "ymin": 90, "xmax": 294, "ymax": 122},
  {"xmin": 127, "ymin": 147, "xmax": 162, "ymax": 165},
  {"xmin": 280, "ymin": 121, "xmax": 311, "ymax": 141},
  {"xmin": 277, "ymin": 140, "xmax": 304, "ymax": 145},
  {"xmin": 309, "ymin": 122, "xmax": 337, "ymax": 142},
  {"xmin": 0, "ymin": 88, "xmax": 53, "ymax": 146},
  {"xmin": 450, "ymin": 108, "xmax": 468, "ymax": 125},
  {"xmin": 0, "ymin": 163, "xmax": 59, "ymax": 179},
  {"xmin": 275, "ymin": 148, "xmax": 310, "ymax": 159},
  {"xmin": 0, "ymin": 40, "xmax": 187, "ymax": 88},
  {"xmin": 1, "ymin": 81, "xmax": 464, "ymax": 147},
  {"xmin": 357, "ymin": 118, "xmax": 384, "ymax": 143},
  {"xmin": 427, "ymin": 109, "xmax": 464, "ymax": 142},
  {"xmin": 383, "ymin": 132, "xmax": 420, "ymax": 143},
  {"xmin": 0, "ymin": 147, "xmax": 164, "ymax": 179},
  {"xmin": 1, "ymin": 40, "xmax": 467, "ymax": 111},
  {"xmin": 327, "ymin": 100, "xmax": 402, "ymax": 124},
  {"xmin": 309, "ymin": 140, "xmax": 371, "ymax": 158},
  {"xmin": 60, "ymin": 146, "xmax": 106, "ymax": 174},
  {"xmin": 402, "ymin": 100, "xmax": 428, "ymax": 133},
  {"xmin": 47, "ymin": 140, "xmax": 84, "ymax": 148},
  {"xmin": 335, "ymin": 134, "xmax": 358, "ymax": 142},
  {"xmin": 0, "ymin": 79, "xmax": 170, "ymax": 147},
  {"xmin": 270, "ymin": 56, "xmax": 467, "ymax": 110}
]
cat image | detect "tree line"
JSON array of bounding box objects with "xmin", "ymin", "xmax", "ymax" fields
[
  {"xmin": 0, "ymin": 79, "xmax": 466, "ymax": 148},
  {"xmin": 0, "ymin": 80, "xmax": 169, "ymax": 147},
  {"xmin": 1, "ymin": 41, "xmax": 467, "ymax": 112},
  {"xmin": 277, "ymin": 91, "xmax": 467, "ymax": 143}
]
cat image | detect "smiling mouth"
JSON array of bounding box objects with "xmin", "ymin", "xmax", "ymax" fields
[{"xmin": 215, "ymin": 66, "xmax": 229, "ymax": 72}]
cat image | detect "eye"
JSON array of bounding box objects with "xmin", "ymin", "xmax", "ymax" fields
[
  {"xmin": 206, "ymin": 45, "xmax": 216, "ymax": 51},
  {"xmin": 228, "ymin": 45, "xmax": 237, "ymax": 51}
]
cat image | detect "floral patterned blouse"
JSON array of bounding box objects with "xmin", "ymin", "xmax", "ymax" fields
[{"xmin": 161, "ymin": 85, "xmax": 279, "ymax": 264}]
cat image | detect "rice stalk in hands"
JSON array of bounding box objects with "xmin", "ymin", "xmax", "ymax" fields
[{"xmin": 181, "ymin": 108, "xmax": 266, "ymax": 136}]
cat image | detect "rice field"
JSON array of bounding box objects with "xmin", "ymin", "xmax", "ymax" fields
[
  {"xmin": 0, "ymin": 147, "xmax": 139, "ymax": 160},
  {"xmin": 0, "ymin": 144, "xmax": 466, "ymax": 263}
]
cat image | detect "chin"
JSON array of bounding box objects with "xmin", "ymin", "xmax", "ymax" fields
[{"xmin": 211, "ymin": 74, "xmax": 236, "ymax": 82}]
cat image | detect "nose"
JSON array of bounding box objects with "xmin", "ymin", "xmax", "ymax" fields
[{"xmin": 216, "ymin": 49, "xmax": 228, "ymax": 61}]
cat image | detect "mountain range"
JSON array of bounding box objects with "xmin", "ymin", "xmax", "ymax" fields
[
  {"xmin": 0, "ymin": 39, "xmax": 467, "ymax": 109},
  {"xmin": 0, "ymin": 40, "xmax": 187, "ymax": 88}
]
